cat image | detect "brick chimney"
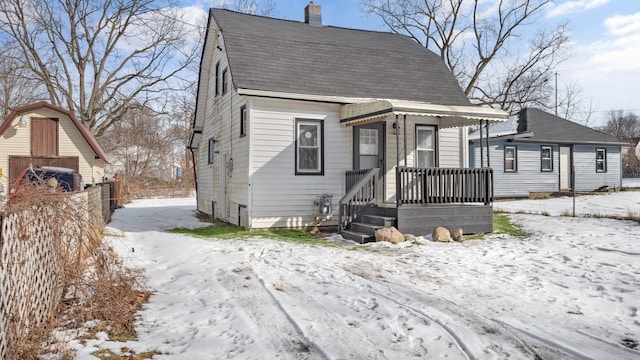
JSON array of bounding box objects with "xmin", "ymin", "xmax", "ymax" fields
[{"xmin": 304, "ymin": 1, "xmax": 322, "ymax": 26}]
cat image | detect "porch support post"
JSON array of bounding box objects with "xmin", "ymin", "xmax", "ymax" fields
[
  {"xmin": 485, "ymin": 119, "xmax": 490, "ymax": 167},
  {"xmin": 395, "ymin": 114, "xmax": 400, "ymax": 207},
  {"xmin": 395, "ymin": 114, "xmax": 400, "ymax": 168},
  {"xmin": 403, "ymin": 114, "xmax": 407, "ymax": 167},
  {"xmin": 479, "ymin": 120, "xmax": 484, "ymax": 168}
]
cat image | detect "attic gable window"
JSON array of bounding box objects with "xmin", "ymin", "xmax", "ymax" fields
[
  {"xmin": 208, "ymin": 138, "xmax": 215, "ymax": 164},
  {"xmin": 240, "ymin": 105, "xmax": 247, "ymax": 137},
  {"xmin": 295, "ymin": 119, "xmax": 324, "ymax": 175},
  {"xmin": 222, "ymin": 68, "xmax": 229, "ymax": 94},
  {"xmin": 214, "ymin": 61, "xmax": 220, "ymax": 96},
  {"xmin": 541, "ymin": 146, "xmax": 553, "ymax": 172},
  {"xmin": 596, "ymin": 148, "xmax": 607, "ymax": 173}
]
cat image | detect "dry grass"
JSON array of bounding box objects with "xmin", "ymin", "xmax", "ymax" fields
[{"xmin": 2, "ymin": 182, "xmax": 149, "ymax": 359}]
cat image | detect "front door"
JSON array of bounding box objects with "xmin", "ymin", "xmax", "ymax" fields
[
  {"xmin": 559, "ymin": 146, "xmax": 572, "ymax": 190},
  {"xmin": 353, "ymin": 123, "xmax": 385, "ymax": 198}
]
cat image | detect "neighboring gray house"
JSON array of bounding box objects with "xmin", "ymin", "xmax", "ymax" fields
[
  {"xmin": 470, "ymin": 108, "xmax": 628, "ymax": 198},
  {"xmin": 189, "ymin": 3, "xmax": 507, "ymax": 241}
]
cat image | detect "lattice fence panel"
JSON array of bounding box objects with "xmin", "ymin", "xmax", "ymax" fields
[
  {"xmin": 0, "ymin": 189, "xmax": 106, "ymax": 359},
  {"xmin": 0, "ymin": 209, "xmax": 63, "ymax": 360}
]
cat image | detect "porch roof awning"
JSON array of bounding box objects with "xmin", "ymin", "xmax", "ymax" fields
[{"xmin": 339, "ymin": 99, "xmax": 509, "ymax": 128}]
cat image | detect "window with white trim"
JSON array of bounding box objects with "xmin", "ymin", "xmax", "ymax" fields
[
  {"xmin": 415, "ymin": 125, "xmax": 436, "ymax": 168},
  {"xmin": 541, "ymin": 146, "xmax": 553, "ymax": 172},
  {"xmin": 207, "ymin": 138, "xmax": 215, "ymax": 164},
  {"xmin": 222, "ymin": 68, "xmax": 228, "ymax": 94},
  {"xmin": 504, "ymin": 145, "xmax": 517, "ymax": 172},
  {"xmin": 214, "ymin": 61, "xmax": 220, "ymax": 96},
  {"xmin": 596, "ymin": 148, "xmax": 607, "ymax": 173},
  {"xmin": 240, "ymin": 105, "xmax": 247, "ymax": 137},
  {"xmin": 295, "ymin": 119, "xmax": 323, "ymax": 175}
]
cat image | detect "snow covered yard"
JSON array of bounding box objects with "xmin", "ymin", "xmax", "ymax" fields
[{"xmin": 68, "ymin": 195, "xmax": 639, "ymax": 359}]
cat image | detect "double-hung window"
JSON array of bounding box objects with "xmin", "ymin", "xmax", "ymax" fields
[
  {"xmin": 504, "ymin": 145, "xmax": 517, "ymax": 172},
  {"xmin": 295, "ymin": 119, "xmax": 323, "ymax": 175},
  {"xmin": 415, "ymin": 125, "xmax": 436, "ymax": 168},
  {"xmin": 541, "ymin": 146, "xmax": 553, "ymax": 171},
  {"xmin": 596, "ymin": 148, "xmax": 607, "ymax": 173}
]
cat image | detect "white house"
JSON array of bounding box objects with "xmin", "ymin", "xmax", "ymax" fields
[{"xmin": 189, "ymin": 3, "xmax": 507, "ymax": 241}]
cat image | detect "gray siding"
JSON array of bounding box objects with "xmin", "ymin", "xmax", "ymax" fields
[
  {"xmin": 471, "ymin": 141, "xmax": 559, "ymax": 198},
  {"xmin": 573, "ymin": 145, "xmax": 622, "ymax": 191},
  {"xmin": 470, "ymin": 141, "xmax": 623, "ymax": 197}
]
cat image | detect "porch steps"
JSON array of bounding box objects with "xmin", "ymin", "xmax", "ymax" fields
[{"xmin": 341, "ymin": 214, "xmax": 397, "ymax": 244}]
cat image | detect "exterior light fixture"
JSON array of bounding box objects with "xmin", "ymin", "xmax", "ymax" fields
[{"xmin": 17, "ymin": 115, "xmax": 27, "ymax": 128}]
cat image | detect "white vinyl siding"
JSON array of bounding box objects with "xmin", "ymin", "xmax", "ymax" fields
[
  {"xmin": 384, "ymin": 116, "xmax": 460, "ymax": 202},
  {"xmin": 195, "ymin": 32, "xmax": 249, "ymax": 224},
  {"xmin": 249, "ymin": 98, "xmax": 348, "ymax": 229}
]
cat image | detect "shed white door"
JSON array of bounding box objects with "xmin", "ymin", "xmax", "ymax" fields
[{"xmin": 559, "ymin": 146, "xmax": 571, "ymax": 190}]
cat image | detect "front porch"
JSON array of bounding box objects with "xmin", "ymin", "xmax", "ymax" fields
[
  {"xmin": 337, "ymin": 99, "xmax": 506, "ymax": 242},
  {"xmin": 339, "ymin": 166, "xmax": 494, "ymax": 243}
]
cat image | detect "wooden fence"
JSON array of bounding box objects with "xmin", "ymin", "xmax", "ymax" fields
[{"xmin": 0, "ymin": 183, "xmax": 119, "ymax": 359}]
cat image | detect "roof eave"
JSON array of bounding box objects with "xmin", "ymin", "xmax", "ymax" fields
[{"xmin": 340, "ymin": 100, "xmax": 508, "ymax": 128}]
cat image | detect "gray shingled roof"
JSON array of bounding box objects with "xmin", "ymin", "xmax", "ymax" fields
[
  {"xmin": 517, "ymin": 108, "xmax": 627, "ymax": 145},
  {"xmin": 471, "ymin": 108, "xmax": 627, "ymax": 145},
  {"xmin": 212, "ymin": 9, "xmax": 470, "ymax": 105}
]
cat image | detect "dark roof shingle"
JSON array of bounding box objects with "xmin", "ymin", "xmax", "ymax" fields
[
  {"xmin": 212, "ymin": 9, "xmax": 470, "ymax": 105},
  {"xmin": 518, "ymin": 108, "xmax": 627, "ymax": 145}
]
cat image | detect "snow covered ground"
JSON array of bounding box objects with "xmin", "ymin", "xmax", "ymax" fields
[{"xmin": 66, "ymin": 195, "xmax": 639, "ymax": 359}]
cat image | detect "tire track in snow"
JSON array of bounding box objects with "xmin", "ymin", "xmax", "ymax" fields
[
  {"xmin": 343, "ymin": 265, "xmax": 565, "ymax": 360},
  {"xmin": 217, "ymin": 266, "xmax": 327, "ymax": 359}
]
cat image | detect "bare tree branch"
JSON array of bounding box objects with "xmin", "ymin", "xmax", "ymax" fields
[
  {"xmin": 0, "ymin": 0, "xmax": 202, "ymax": 136},
  {"xmin": 361, "ymin": 0, "xmax": 572, "ymax": 113}
]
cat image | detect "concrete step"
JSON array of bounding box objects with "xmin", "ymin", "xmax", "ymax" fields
[
  {"xmin": 360, "ymin": 214, "xmax": 396, "ymax": 227},
  {"xmin": 340, "ymin": 230, "xmax": 374, "ymax": 244},
  {"xmin": 350, "ymin": 222, "xmax": 382, "ymax": 237}
]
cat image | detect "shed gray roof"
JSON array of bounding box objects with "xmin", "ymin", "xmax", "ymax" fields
[
  {"xmin": 211, "ymin": 9, "xmax": 470, "ymax": 105},
  {"xmin": 471, "ymin": 108, "xmax": 627, "ymax": 145}
]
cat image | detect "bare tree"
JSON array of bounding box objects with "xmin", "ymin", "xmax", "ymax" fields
[
  {"xmin": 361, "ymin": 0, "xmax": 570, "ymax": 113},
  {"xmin": 0, "ymin": 0, "xmax": 201, "ymax": 136},
  {"xmin": 216, "ymin": 0, "xmax": 277, "ymax": 16},
  {"xmin": 0, "ymin": 45, "xmax": 47, "ymax": 116},
  {"xmin": 600, "ymin": 110, "xmax": 640, "ymax": 178},
  {"xmin": 600, "ymin": 110, "xmax": 640, "ymax": 141},
  {"xmin": 101, "ymin": 104, "xmax": 183, "ymax": 183}
]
